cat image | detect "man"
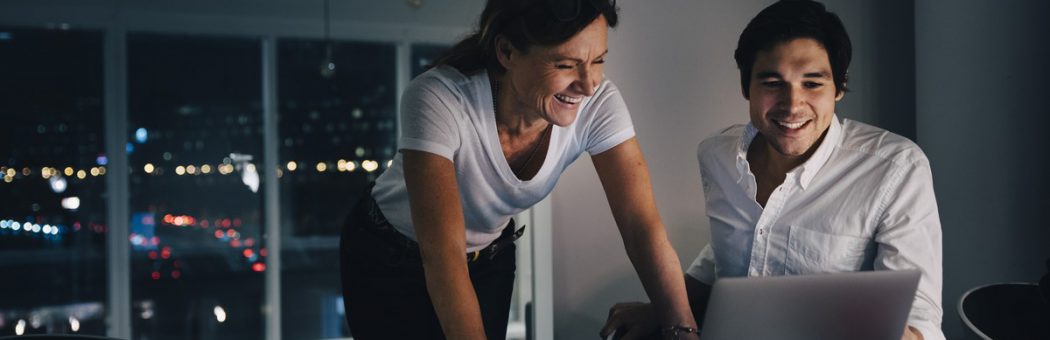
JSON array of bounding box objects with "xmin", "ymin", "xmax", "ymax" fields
[{"xmin": 600, "ymin": 1, "xmax": 943, "ymax": 339}]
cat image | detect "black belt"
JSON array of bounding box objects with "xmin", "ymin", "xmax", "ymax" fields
[
  {"xmin": 359, "ymin": 192, "xmax": 525, "ymax": 263},
  {"xmin": 467, "ymin": 222, "xmax": 525, "ymax": 262}
]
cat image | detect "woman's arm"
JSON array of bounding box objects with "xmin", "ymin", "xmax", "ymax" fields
[
  {"xmin": 402, "ymin": 150, "xmax": 487, "ymax": 340},
  {"xmin": 591, "ymin": 138, "xmax": 698, "ymax": 337},
  {"xmin": 600, "ymin": 275, "xmax": 710, "ymax": 338}
]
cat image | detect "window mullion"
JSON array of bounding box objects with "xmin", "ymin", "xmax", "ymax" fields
[
  {"xmin": 104, "ymin": 26, "xmax": 132, "ymax": 340},
  {"xmin": 261, "ymin": 36, "xmax": 282, "ymax": 340}
]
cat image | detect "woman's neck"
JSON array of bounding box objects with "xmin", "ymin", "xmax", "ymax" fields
[{"xmin": 492, "ymin": 74, "xmax": 549, "ymax": 136}]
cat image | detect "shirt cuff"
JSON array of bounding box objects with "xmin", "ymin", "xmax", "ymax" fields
[
  {"xmin": 398, "ymin": 137, "xmax": 455, "ymax": 161},
  {"xmin": 587, "ymin": 128, "xmax": 635, "ymax": 155},
  {"xmin": 685, "ymin": 251, "xmax": 716, "ymax": 285}
]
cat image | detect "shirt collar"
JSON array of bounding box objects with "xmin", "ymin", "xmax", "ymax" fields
[
  {"xmin": 734, "ymin": 124, "xmax": 759, "ymax": 185},
  {"xmin": 796, "ymin": 116, "xmax": 841, "ymax": 189},
  {"xmin": 735, "ymin": 115, "xmax": 842, "ymax": 190}
]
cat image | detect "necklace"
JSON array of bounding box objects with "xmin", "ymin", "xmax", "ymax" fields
[{"xmin": 493, "ymin": 80, "xmax": 551, "ymax": 176}]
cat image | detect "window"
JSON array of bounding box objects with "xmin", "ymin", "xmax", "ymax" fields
[
  {"xmin": 127, "ymin": 33, "xmax": 265, "ymax": 339},
  {"xmin": 410, "ymin": 43, "xmax": 450, "ymax": 78},
  {"xmin": 0, "ymin": 19, "xmax": 534, "ymax": 340},
  {"xmin": 276, "ymin": 38, "xmax": 397, "ymax": 339},
  {"xmin": 0, "ymin": 27, "xmax": 108, "ymax": 336}
]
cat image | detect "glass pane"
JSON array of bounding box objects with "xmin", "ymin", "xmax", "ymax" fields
[
  {"xmin": 0, "ymin": 26, "xmax": 108, "ymax": 337},
  {"xmin": 127, "ymin": 33, "xmax": 264, "ymax": 340},
  {"xmin": 276, "ymin": 38, "xmax": 397, "ymax": 340},
  {"xmin": 410, "ymin": 43, "xmax": 449, "ymax": 78}
]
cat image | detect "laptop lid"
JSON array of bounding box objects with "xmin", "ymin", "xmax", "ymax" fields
[{"xmin": 700, "ymin": 270, "xmax": 921, "ymax": 340}]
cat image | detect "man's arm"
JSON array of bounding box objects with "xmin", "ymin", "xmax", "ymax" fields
[
  {"xmin": 874, "ymin": 159, "xmax": 944, "ymax": 340},
  {"xmin": 684, "ymin": 274, "xmax": 711, "ymax": 328},
  {"xmin": 903, "ymin": 326, "xmax": 925, "ymax": 340}
]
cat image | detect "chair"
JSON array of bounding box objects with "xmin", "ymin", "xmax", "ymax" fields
[
  {"xmin": 958, "ymin": 282, "xmax": 1050, "ymax": 339},
  {"xmin": 1041, "ymin": 258, "xmax": 1050, "ymax": 307}
]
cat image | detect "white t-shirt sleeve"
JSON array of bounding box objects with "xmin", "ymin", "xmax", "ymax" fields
[
  {"xmin": 583, "ymin": 81, "xmax": 636, "ymax": 155},
  {"xmin": 397, "ymin": 74, "xmax": 462, "ymax": 160}
]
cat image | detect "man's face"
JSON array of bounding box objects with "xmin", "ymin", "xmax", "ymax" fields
[{"xmin": 748, "ymin": 38, "xmax": 843, "ymax": 158}]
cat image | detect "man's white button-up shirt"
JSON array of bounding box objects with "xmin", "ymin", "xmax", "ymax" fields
[{"xmin": 686, "ymin": 116, "xmax": 944, "ymax": 339}]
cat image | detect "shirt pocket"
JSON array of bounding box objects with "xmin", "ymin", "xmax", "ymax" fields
[{"xmin": 785, "ymin": 225, "xmax": 872, "ymax": 275}]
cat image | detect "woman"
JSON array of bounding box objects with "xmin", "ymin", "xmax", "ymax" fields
[{"xmin": 340, "ymin": 0, "xmax": 699, "ymax": 339}]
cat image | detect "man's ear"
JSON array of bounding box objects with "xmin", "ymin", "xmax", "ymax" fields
[
  {"xmin": 836, "ymin": 71, "xmax": 849, "ymax": 101},
  {"xmin": 495, "ymin": 36, "xmax": 516, "ymax": 70}
]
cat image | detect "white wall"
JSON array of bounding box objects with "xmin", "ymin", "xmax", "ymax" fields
[
  {"xmin": 916, "ymin": 0, "xmax": 1050, "ymax": 338},
  {"xmin": 550, "ymin": 1, "xmax": 755, "ymax": 338},
  {"xmin": 549, "ymin": 0, "xmax": 918, "ymax": 338}
]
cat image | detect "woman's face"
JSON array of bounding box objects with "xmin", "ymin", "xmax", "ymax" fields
[{"xmin": 499, "ymin": 15, "xmax": 608, "ymax": 127}]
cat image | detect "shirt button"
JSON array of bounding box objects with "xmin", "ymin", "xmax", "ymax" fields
[{"xmin": 758, "ymin": 229, "xmax": 765, "ymax": 236}]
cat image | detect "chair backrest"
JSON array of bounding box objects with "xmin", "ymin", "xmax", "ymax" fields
[
  {"xmin": 1041, "ymin": 258, "xmax": 1050, "ymax": 304},
  {"xmin": 958, "ymin": 282, "xmax": 1050, "ymax": 340}
]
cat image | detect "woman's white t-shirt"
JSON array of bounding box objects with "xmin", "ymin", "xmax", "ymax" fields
[{"xmin": 372, "ymin": 65, "xmax": 635, "ymax": 252}]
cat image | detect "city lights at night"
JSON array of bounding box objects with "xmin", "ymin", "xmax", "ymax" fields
[{"xmin": 0, "ymin": 22, "xmax": 418, "ymax": 340}]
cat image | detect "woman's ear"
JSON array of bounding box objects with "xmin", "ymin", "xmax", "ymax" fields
[{"xmin": 495, "ymin": 36, "xmax": 516, "ymax": 70}]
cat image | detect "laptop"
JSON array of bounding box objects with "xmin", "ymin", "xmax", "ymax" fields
[{"xmin": 700, "ymin": 270, "xmax": 921, "ymax": 340}]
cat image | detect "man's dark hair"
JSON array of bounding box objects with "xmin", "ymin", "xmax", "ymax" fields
[
  {"xmin": 734, "ymin": 0, "xmax": 851, "ymax": 98},
  {"xmin": 434, "ymin": 0, "xmax": 618, "ymax": 75}
]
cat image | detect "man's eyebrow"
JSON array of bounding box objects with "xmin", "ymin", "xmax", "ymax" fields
[{"xmin": 803, "ymin": 71, "xmax": 832, "ymax": 78}]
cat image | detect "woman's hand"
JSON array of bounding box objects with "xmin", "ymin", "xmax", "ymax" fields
[{"xmin": 600, "ymin": 302, "xmax": 658, "ymax": 339}]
